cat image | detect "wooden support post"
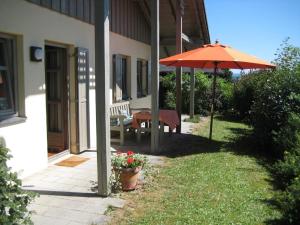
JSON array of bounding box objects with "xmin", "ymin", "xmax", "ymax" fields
[
  {"xmin": 95, "ymin": 0, "xmax": 111, "ymax": 196},
  {"xmin": 176, "ymin": 0, "xmax": 183, "ymax": 133},
  {"xmin": 189, "ymin": 68, "xmax": 195, "ymax": 118},
  {"xmin": 209, "ymin": 64, "xmax": 218, "ymax": 140},
  {"xmin": 150, "ymin": 0, "xmax": 160, "ymax": 153}
]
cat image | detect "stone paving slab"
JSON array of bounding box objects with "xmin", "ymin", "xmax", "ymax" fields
[{"xmin": 23, "ymin": 151, "xmax": 125, "ymax": 225}]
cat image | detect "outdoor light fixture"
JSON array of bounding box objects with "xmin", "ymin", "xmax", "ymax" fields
[{"xmin": 30, "ymin": 46, "xmax": 43, "ymax": 62}]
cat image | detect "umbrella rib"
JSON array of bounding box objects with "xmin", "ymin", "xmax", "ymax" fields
[{"xmin": 233, "ymin": 61, "xmax": 243, "ymax": 70}]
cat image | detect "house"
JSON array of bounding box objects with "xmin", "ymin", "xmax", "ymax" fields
[{"xmin": 0, "ymin": 0, "xmax": 210, "ymax": 193}]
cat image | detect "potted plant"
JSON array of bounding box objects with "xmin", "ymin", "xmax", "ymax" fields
[{"xmin": 112, "ymin": 151, "xmax": 147, "ymax": 191}]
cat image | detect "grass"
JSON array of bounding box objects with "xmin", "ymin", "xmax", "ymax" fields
[{"xmin": 109, "ymin": 116, "xmax": 281, "ymax": 225}]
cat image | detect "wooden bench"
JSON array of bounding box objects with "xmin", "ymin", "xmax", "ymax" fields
[{"xmin": 110, "ymin": 101, "xmax": 132, "ymax": 145}]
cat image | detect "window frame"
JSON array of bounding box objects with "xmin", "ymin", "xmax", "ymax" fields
[
  {"xmin": 113, "ymin": 54, "xmax": 130, "ymax": 102},
  {"xmin": 136, "ymin": 58, "xmax": 148, "ymax": 98},
  {"xmin": 0, "ymin": 33, "xmax": 19, "ymax": 122}
]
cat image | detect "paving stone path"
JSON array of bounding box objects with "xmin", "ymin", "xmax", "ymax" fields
[{"xmin": 23, "ymin": 151, "xmax": 125, "ymax": 225}]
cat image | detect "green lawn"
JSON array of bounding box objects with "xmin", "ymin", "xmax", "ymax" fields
[{"xmin": 110, "ymin": 117, "xmax": 281, "ymax": 225}]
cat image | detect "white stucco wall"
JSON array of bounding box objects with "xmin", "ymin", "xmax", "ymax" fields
[
  {"xmin": 89, "ymin": 33, "xmax": 151, "ymax": 148},
  {"xmin": 0, "ymin": 0, "xmax": 151, "ymax": 177}
]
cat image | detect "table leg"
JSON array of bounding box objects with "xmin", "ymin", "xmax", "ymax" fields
[
  {"xmin": 169, "ymin": 126, "xmax": 172, "ymax": 136},
  {"xmin": 159, "ymin": 122, "xmax": 164, "ymax": 141},
  {"xmin": 137, "ymin": 127, "xmax": 141, "ymax": 143}
]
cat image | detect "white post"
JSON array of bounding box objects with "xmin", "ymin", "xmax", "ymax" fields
[
  {"xmin": 95, "ymin": 0, "xmax": 111, "ymax": 196},
  {"xmin": 151, "ymin": 0, "xmax": 160, "ymax": 153}
]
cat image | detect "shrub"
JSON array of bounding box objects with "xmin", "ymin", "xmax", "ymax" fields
[
  {"xmin": 216, "ymin": 78, "xmax": 234, "ymax": 112},
  {"xmin": 232, "ymin": 72, "xmax": 268, "ymax": 119},
  {"xmin": 244, "ymin": 39, "xmax": 300, "ymax": 155},
  {"xmin": 272, "ymin": 146, "xmax": 300, "ymax": 190},
  {"xmin": 0, "ymin": 145, "xmax": 36, "ymax": 225},
  {"xmin": 160, "ymin": 71, "xmax": 234, "ymax": 115},
  {"xmin": 274, "ymin": 178, "xmax": 300, "ymax": 224}
]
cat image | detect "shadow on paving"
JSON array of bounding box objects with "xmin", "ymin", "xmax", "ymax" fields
[{"xmin": 25, "ymin": 189, "xmax": 98, "ymax": 198}]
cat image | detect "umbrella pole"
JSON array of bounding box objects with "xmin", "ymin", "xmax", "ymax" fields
[{"xmin": 209, "ymin": 64, "xmax": 217, "ymax": 140}]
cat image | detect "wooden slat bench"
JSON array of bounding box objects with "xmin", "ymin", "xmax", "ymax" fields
[{"xmin": 110, "ymin": 101, "xmax": 132, "ymax": 145}]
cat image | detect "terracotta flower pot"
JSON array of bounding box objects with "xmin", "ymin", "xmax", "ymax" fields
[{"xmin": 119, "ymin": 166, "xmax": 141, "ymax": 191}]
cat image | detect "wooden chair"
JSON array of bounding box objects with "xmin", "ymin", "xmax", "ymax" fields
[{"xmin": 110, "ymin": 101, "xmax": 132, "ymax": 145}]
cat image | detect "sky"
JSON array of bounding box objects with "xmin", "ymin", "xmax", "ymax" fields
[{"xmin": 205, "ymin": 0, "xmax": 300, "ymax": 63}]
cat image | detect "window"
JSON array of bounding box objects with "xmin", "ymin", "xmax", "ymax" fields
[
  {"xmin": 113, "ymin": 54, "xmax": 130, "ymax": 102},
  {"xmin": 0, "ymin": 35, "xmax": 17, "ymax": 121},
  {"xmin": 137, "ymin": 59, "xmax": 148, "ymax": 98}
]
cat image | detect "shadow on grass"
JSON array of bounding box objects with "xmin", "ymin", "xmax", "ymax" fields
[
  {"xmin": 115, "ymin": 132, "xmax": 224, "ymax": 158},
  {"xmin": 215, "ymin": 114, "xmax": 246, "ymax": 123},
  {"xmin": 160, "ymin": 133, "xmax": 224, "ymax": 158}
]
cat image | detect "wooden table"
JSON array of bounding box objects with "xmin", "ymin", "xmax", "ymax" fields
[{"xmin": 132, "ymin": 110, "xmax": 180, "ymax": 142}]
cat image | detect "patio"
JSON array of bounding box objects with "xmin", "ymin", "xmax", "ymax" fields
[
  {"xmin": 22, "ymin": 116, "xmax": 195, "ymax": 225},
  {"xmin": 22, "ymin": 151, "xmax": 125, "ymax": 225}
]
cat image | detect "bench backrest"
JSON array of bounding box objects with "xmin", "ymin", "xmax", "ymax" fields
[{"xmin": 110, "ymin": 101, "xmax": 131, "ymax": 116}]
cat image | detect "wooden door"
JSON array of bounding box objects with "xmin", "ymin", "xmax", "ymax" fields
[
  {"xmin": 45, "ymin": 46, "xmax": 68, "ymax": 152},
  {"xmin": 76, "ymin": 47, "xmax": 90, "ymax": 152}
]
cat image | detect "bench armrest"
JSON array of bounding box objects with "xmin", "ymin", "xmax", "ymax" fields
[{"xmin": 110, "ymin": 115, "xmax": 126, "ymax": 120}]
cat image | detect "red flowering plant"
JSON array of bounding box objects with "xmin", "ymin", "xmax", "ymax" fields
[{"xmin": 111, "ymin": 150, "xmax": 147, "ymax": 170}]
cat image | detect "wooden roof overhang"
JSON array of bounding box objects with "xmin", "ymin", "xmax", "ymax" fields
[{"xmin": 135, "ymin": 0, "xmax": 211, "ymax": 58}]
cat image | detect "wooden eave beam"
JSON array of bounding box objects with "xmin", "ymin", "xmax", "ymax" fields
[
  {"xmin": 168, "ymin": 0, "xmax": 177, "ymax": 22},
  {"xmin": 191, "ymin": 0, "xmax": 204, "ymax": 42},
  {"xmin": 160, "ymin": 34, "xmax": 200, "ymax": 46},
  {"xmin": 136, "ymin": 0, "xmax": 151, "ymax": 26}
]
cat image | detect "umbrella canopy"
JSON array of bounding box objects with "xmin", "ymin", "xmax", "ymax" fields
[
  {"xmin": 159, "ymin": 41, "xmax": 276, "ymax": 140},
  {"xmin": 160, "ymin": 42, "xmax": 276, "ymax": 69}
]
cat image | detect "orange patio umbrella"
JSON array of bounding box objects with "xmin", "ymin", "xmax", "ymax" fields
[{"xmin": 160, "ymin": 41, "xmax": 276, "ymax": 140}]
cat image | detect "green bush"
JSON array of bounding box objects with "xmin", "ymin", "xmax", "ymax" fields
[
  {"xmin": 272, "ymin": 146, "xmax": 300, "ymax": 190},
  {"xmin": 193, "ymin": 71, "xmax": 211, "ymax": 115},
  {"xmin": 160, "ymin": 71, "xmax": 234, "ymax": 115},
  {"xmin": 274, "ymin": 177, "xmax": 300, "ymax": 224},
  {"xmin": 0, "ymin": 145, "xmax": 36, "ymax": 225},
  {"xmin": 232, "ymin": 72, "xmax": 268, "ymax": 119},
  {"xmin": 217, "ymin": 77, "xmax": 234, "ymax": 112},
  {"xmin": 249, "ymin": 70, "xmax": 300, "ymax": 154},
  {"xmin": 234, "ymin": 40, "xmax": 300, "ymax": 155}
]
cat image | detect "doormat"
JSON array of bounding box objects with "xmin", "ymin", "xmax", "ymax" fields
[{"xmin": 55, "ymin": 156, "xmax": 89, "ymax": 167}]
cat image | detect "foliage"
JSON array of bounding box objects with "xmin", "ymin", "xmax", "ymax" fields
[
  {"xmin": 274, "ymin": 177, "xmax": 300, "ymax": 224},
  {"xmin": 160, "ymin": 71, "xmax": 234, "ymax": 115},
  {"xmin": 273, "ymin": 37, "xmax": 300, "ymax": 71},
  {"xmin": 272, "ymin": 147, "xmax": 300, "ymax": 190},
  {"xmin": 218, "ymin": 68, "xmax": 233, "ymax": 81},
  {"xmin": 249, "ymin": 43, "xmax": 300, "ymax": 155},
  {"xmin": 0, "ymin": 145, "xmax": 36, "ymax": 225},
  {"xmin": 232, "ymin": 71, "xmax": 268, "ymax": 119},
  {"xmin": 216, "ymin": 77, "xmax": 234, "ymax": 111},
  {"xmin": 111, "ymin": 151, "xmax": 147, "ymax": 169},
  {"xmin": 193, "ymin": 71, "xmax": 211, "ymax": 115}
]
